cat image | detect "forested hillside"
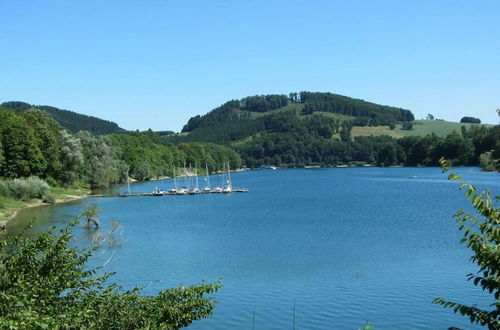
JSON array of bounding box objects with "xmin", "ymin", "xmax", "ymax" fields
[
  {"xmin": 1, "ymin": 101, "xmax": 125, "ymax": 135},
  {"xmin": 0, "ymin": 106, "xmax": 240, "ymax": 194},
  {"xmin": 171, "ymin": 92, "xmax": 499, "ymax": 170},
  {"xmin": 177, "ymin": 92, "xmax": 414, "ymax": 144}
]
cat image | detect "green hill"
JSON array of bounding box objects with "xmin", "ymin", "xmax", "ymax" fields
[
  {"xmin": 175, "ymin": 92, "xmax": 414, "ymax": 144},
  {"xmin": 1, "ymin": 101, "xmax": 125, "ymax": 135},
  {"xmin": 171, "ymin": 92, "xmax": 498, "ymax": 169}
]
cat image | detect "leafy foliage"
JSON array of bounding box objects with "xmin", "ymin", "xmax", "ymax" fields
[
  {"xmin": 0, "ymin": 108, "xmax": 46, "ymax": 178},
  {"xmin": 433, "ymin": 159, "xmax": 499, "ymax": 329},
  {"xmin": 0, "ymin": 221, "xmax": 221, "ymax": 329},
  {"xmin": 77, "ymin": 131, "xmax": 127, "ymax": 189}
]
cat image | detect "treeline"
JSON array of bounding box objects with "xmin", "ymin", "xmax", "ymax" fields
[
  {"xmin": 242, "ymin": 94, "xmax": 289, "ymax": 112},
  {"xmin": 460, "ymin": 116, "xmax": 481, "ymax": 124},
  {"xmin": 1, "ymin": 101, "xmax": 125, "ymax": 135},
  {"xmin": 108, "ymin": 131, "xmax": 241, "ymax": 180},
  {"xmin": 0, "ymin": 107, "xmax": 241, "ymax": 191},
  {"xmin": 235, "ymin": 124, "xmax": 500, "ymax": 169},
  {"xmin": 299, "ymin": 92, "xmax": 414, "ymax": 126}
]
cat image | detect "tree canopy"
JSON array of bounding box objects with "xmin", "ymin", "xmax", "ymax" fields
[
  {"xmin": 0, "ymin": 221, "xmax": 221, "ymax": 328},
  {"xmin": 460, "ymin": 116, "xmax": 481, "ymax": 124},
  {"xmin": 0, "ymin": 107, "xmax": 242, "ymax": 189}
]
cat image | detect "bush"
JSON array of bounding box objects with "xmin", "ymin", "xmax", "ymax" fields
[
  {"xmin": 0, "ymin": 181, "xmax": 10, "ymax": 198},
  {"xmin": 434, "ymin": 159, "xmax": 500, "ymax": 328},
  {"xmin": 0, "ymin": 221, "xmax": 221, "ymax": 328},
  {"xmin": 44, "ymin": 176, "xmax": 58, "ymax": 187},
  {"xmin": 42, "ymin": 194, "xmax": 56, "ymax": 204},
  {"xmin": 7, "ymin": 176, "xmax": 50, "ymax": 200}
]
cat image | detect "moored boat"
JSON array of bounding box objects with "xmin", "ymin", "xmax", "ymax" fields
[{"xmin": 152, "ymin": 187, "xmax": 165, "ymax": 196}]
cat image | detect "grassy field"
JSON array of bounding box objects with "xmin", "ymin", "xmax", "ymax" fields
[
  {"xmin": 351, "ymin": 120, "xmax": 492, "ymax": 138},
  {"xmin": 400, "ymin": 120, "xmax": 492, "ymax": 137},
  {"xmin": 250, "ymin": 103, "xmax": 304, "ymax": 117},
  {"xmin": 352, "ymin": 126, "xmax": 406, "ymax": 138},
  {"xmin": 305, "ymin": 111, "xmax": 355, "ymax": 121},
  {"xmin": 254, "ymin": 108, "xmax": 489, "ymax": 139}
]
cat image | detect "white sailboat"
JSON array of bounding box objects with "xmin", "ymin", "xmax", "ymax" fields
[
  {"xmin": 188, "ymin": 166, "xmax": 201, "ymax": 194},
  {"xmin": 152, "ymin": 187, "xmax": 165, "ymax": 196},
  {"xmin": 221, "ymin": 161, "xmax": 232, "ymax": 194},
  {"xmin": 176, "ymin": 164, "xmax": 188, "ymax": 195},
  {"xmin": 203, "ymin": 163, "xmax": 211, "ymax": 193},
  {"xmin": 167, "ymin": 166, "xmax": 178, "ymax": 195}
]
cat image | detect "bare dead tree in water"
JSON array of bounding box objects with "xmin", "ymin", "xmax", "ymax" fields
[{"xmin": 83, "ymin": 202, "xmax": 101, "ymax": 228}]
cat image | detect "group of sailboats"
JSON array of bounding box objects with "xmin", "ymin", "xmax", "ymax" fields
[{"xmin": 151, "ymin": 162, "xmax": 242, "ymax": 196}]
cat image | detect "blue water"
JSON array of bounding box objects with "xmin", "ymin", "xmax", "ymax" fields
[{"xmin": 15, "ymin": 167, "xmax": 499, "ymax": 329}]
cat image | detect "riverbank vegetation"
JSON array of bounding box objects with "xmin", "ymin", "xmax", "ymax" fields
[
  {"xmin": 0, "ymin": 179, "xmax": 89, "ymax": 224},
  {"xmin": 0, "ymin": 105, "xmax": 241, "ymax": 224},
  {"xmin": 0, "ymin": 106, "xmax": 240, "ymax": 186},
  {"xmin": 0, "ymin": 220, "xmax": 221, "ymax": 328}
]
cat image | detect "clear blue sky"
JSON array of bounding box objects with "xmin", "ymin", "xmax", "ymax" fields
[{"xmin": 1, "ymin": 0, "xmax": 499, "ymax": 131}]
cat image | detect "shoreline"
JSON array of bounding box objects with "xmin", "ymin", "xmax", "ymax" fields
[{"xmin": 0, "ymin": 190, "xmax": 90, "ymax": 230}]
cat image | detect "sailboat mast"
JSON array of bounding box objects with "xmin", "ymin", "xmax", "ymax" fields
[
  {"xmin": 173, "ymin": 166, "xmax": 177, "ymax": 189},
  {"xmin": 205, "ymin": 163, "xmax": 211, "ymax": 189},
  {"xmin": 127, "ymin": 170, "xmax": 131, "ymax": 195},
  {"xmin": 227, "ymin": 161, "xmax": 232, "ymax": 187}
]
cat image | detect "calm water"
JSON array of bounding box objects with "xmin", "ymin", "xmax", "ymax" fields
[{"xmin": 13, "ymin": 167, "xmax": 499, "ymax": 329}]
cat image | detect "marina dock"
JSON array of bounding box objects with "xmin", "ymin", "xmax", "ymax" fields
[{"xmin": 119, "ymin": 188, "xmax": 249, "ymax": 197}]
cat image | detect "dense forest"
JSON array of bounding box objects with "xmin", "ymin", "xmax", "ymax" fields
[
  {"xmin": 0, "ymin": 107, "xmax": 240, "ymax": 193},
  {"xmin": 1, "ymin": 101, "xmax": 125, "ymax": 135},
  {"xmin": 299, "ymin": 92, "xmax": 414, "ymax": 125}
]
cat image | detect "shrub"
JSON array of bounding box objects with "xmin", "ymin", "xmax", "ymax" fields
[
  {"xmin": 7, "ymin": 176, "xmax": 50, "ymax": 200},
  {"xmin": 434, "ymin": 159, "xmax": 500, "ymax": 328},
  {"xmin": 44, "ymin": 176, "xmax": 58, "ymax": 187},
  {"xmin": 0, "ymin": 221, "xmax": 221, "ymax": 328},
  {"xmin": 0, "ymin": 181, "xmax": 10, "ymax": 198},
  {"xmin": 42, "ymin": 194, "xmax": 56, "ymax": 204}
]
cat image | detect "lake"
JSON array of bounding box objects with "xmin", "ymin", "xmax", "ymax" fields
[{"xmin": 12, "ymin": 167, "xmax": 499, "ymax": 329}]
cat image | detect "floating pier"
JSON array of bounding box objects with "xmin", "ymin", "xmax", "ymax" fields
[{"xmin": 119, "ymin": 188, "xmax": 248, "ymax": 197}]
